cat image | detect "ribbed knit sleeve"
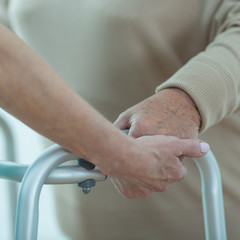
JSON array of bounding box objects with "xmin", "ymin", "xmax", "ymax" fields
[{"xmin": 156, "ymin": 1, "xmax": 240, "ymax": 133}]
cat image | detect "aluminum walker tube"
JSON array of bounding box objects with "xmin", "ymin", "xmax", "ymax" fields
[
  {"xmin": 193, "ymin": 151, "xmax": 227, "ymax": 240},
  {"xmin": 14, "ymin": 144, "xmax": 106, "ymax": 240},
  {"xmin": 7, "ymin": 143, "xmax": 226, "ymax": 240},
  {"xmin": 0, "ymin": 115, "xmax": 17, "ymax": 239}
]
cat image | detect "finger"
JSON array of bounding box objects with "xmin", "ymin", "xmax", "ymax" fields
[
  {"xmin": 174, "ymin": 139, "xmax": 210, "ymax": 158},
  {"xmin": 171, "ymin": 163, "xmax": 187, "ymax": 181},
  {"xmin": 128, "ymin": 123, "xmax": 138, "ymax": 137},
  {"xmin": 179, "ymin": 155, "xmax": 184, "ymax": 162},
  {"xmin": 128, "ymin": 121, "xmax": 146, "ymax": 138},
  {"xmin": 113, "ymin": 112, "xmax": 130, "ymax": 130}
]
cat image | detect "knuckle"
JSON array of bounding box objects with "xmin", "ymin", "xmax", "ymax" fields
[
  {"xmin": 130, "ymin": 122, "xmax": 148, "ymax": 138},
  {"xmin": 118, "ymin": 111, "xmax": 127, "ymax": 119},
  {"xmin": 136, "ymin": 189, "xmax": 152, "ymax": 198},
  {"xmin": 173, "ymin": 171, "xmax": 184, "ymax": 181},
  {"xmin": 152, "ymin": 181, "xmax": 169, "ymax": 192},
  {"xmin": 123, "ymin": 191, "xmax": 136, "ymax": 200},
  {"xmin": 155, "ymin": 185, "xmax": 168, "ymax": 192},
  {"xmin": 126, "ymin": 195, "xmax": 136, "ymax": 200},
  {"xmin": 140, "ymin": 192, "xmax": 151, "ymax": 198},
  {"xmin": 172, "ymin": 167, "xmax": 186, "ymax": 181},
  {"xmin": 116, "ymin": 111, "xmax": 128, "ymax": 123},
  {"xmin": 130, "ymin": 129, "xmax": 141, "ymax": 138}
]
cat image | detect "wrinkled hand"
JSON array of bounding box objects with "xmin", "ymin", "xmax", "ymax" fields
[
  {"xmin": 109, "ymin": 135, "xmax": 209, "ymax": 199},
  {"xmin": 112, "ymin": 88, "xmax": 204, "ymax": 198},
  {"xmin": 114, "ymin": 88, "xmax": 201, "ymax": 138}
]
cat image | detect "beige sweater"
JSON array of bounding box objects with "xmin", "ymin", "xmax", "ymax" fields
[
  {"xmin": 3, "ymin": 0, "xmax": 240, "ymax": 239},
  {"xmin": 157, "ymin": 0, "xmax": 240, "ymax": 133}
]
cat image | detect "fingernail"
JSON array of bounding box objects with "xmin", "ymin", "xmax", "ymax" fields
[{"xmin": 200, "ymin": 142, "xmax": 210, "ymax": 153}]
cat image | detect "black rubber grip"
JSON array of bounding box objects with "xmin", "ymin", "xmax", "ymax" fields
[{"xmin": 78, "ymin": 158, "xmax": 95, "ymax": 170}]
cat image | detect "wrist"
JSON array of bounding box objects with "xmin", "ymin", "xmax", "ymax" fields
[
  {"xmin": 156, "ymin": 88, "xmax": 202, "ymax": 136},
  {"xmin": 82, "ymin": 123, "xmax": 136, "ymax": 176},
  {"xmin": 172, "ymin": 88, "xmax": 202, "ymax": 130}
]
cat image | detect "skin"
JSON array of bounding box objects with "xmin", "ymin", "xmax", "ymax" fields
[
  {"xmin": 114, "ymin": 87, "xmax": 202, "ymax": 168},
  {"xmin": 114, "ymin": 88, "xmax": 201, "ymax": 139},
  {"xmin": 0, "ymin": 24, "xmax": 207, "ymax": 199}
]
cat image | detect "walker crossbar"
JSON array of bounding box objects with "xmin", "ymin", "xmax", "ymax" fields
[{"xmin": 0, "ymin": 160, "xmax": 106, "ymax": 184}]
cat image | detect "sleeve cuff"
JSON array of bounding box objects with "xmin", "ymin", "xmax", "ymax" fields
[{"xmin": 156, "ymin": 54, "xmax": 237, "ymax": 133}]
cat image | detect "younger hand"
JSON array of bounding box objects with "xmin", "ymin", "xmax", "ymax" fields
[{"xmin": 108, "ymin": 135, "xmax": 209, "ymax": 199}]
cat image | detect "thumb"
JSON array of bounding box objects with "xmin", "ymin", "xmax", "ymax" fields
[{"xmin": 174, "ymin": 139, "xmax": 210, "ymax": 158}]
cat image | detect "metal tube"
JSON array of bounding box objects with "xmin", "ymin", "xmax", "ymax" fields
[
  {"xmin": 0, "ymin": 116, "xmax": 17, "ymax": 239},
  {"xmin": 193, "ymin": 151, "xmax": 227, "ymax": 240},
  {"xmin": 0, "ymin": 160, "xmax": 106, "ymax": 184},
  {"xmin": 15, "ymin": 144, "xmax": 106, "ymax": 240}
]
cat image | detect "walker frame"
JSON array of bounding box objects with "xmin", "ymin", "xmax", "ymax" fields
[{"xmin": 0, "ymin": 117, "xmax": 227, "ymax": 240}]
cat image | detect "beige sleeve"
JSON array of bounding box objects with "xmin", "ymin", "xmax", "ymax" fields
[{"xmin": 156, "ymin": 1, "xmax": 240, "ymax": 133}]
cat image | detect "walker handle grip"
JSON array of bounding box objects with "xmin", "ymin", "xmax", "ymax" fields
[{"xmin": 78, "ymin": 158, "xmax": 95, "ymax": 170}]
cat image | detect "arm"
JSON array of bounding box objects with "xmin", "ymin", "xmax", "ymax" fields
[
  {"xmin": 156, "ymin": 2, "xmax": 240, "ymax": 133},
  {"xmin": 0, "ymin": 24, "xmax": 128, "ymax": 168},
  {"xmin": 0, "ymin": 24, "xmax": 209, "ymax": 198},
  {"xmin": 115, "ymin": 2, "xmax": 240, "ymax": 138},
  {"xmin": 114, "ymin": 88, "xmax": 201, "ymax": 138}
]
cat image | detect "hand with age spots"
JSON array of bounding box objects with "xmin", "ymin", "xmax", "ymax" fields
[{"xmin": 114, "ymin": 88, "xmax": 201, "ymax": 139}]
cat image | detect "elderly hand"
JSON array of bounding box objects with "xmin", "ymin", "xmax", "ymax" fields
[
  {"xmin": 114, "ymin": 88, "xmax": 201, "ymax": 138},
  {"xmin": 108, "ymin": 135, "xmax": 209, "ymax": 199},
  {"xmin": 111, "ymin": 88, "xmax": 204, "ymax": 198}
]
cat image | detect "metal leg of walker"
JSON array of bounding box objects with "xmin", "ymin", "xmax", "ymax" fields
[
  {"xmin": 193, "ymin": 151, "xmax": 227, "ymax": 240},
  {"xmin": 0, "ymin": 116, "xmax": 17, "ymax": 239},
  {"xmin": 13, "ymin": 145, "xmax": 106, "ymax": 240},
  {"xmin": 0, "ymin": 144, "xmax": 227, "ymax": 240}
]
